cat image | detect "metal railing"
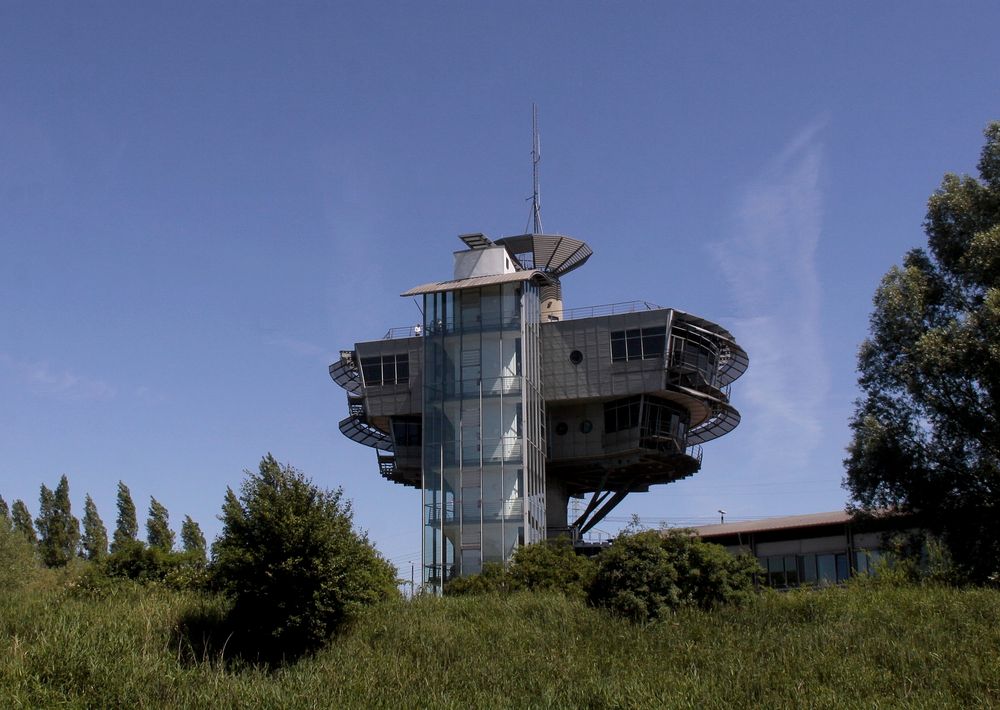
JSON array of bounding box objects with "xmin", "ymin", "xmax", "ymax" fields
[
  {"xmin": 383, "ymin": 325, "xmax": 424, "ymax": 339},
  {"xmin": 557, "ymin": 300, "xmax": 664, "ymax": 321}
]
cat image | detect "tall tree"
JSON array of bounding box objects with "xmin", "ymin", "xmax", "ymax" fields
[
  {"xmin": 146, "ymin": 497, "xmax": 174, "ymax": 552},
  {"xmin": 11, "ymin": 500, "xmax": 36, "ymax": 545},
  {"xmin": 845, "ymin": 122, "xmax": 1000, "ymax": 582},
  {"xmin": 35, "ymin": 484, "xmax": 56, "ymax": 564},
  {"xmin": 36, "ymin": 476, "xmax": 80, "ymax": 567},
  {"xmin": 0, "ymin": 495, "xmax": 9, "ymax": 525},
  {"xmin": 81, "ymin": 494, "xmax": 109, "ymax": 560},
  {"xmin": 180, "ymin": 515, "xmax": 207, "ymax": 562},
  {"xmin": 111, "ymin": 481, "xmax": 139, "ymax": 553}
]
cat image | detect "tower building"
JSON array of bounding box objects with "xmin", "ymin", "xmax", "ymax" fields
[{"xmin": 330, "ymin": 232, "xmax": 747, "ymax": 594}]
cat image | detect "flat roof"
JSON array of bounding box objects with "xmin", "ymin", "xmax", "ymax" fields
[{"xmin": 693, "ymin": 510, "xmax": 853, "ymax": 537}]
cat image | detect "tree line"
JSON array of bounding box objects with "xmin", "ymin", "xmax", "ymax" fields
[{"xmin": 0, "ymin": 477, "xmax": 206, "ymax": 568}]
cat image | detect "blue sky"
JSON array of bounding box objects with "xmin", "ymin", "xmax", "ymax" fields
[{"xmin": 2, "ymin": 2, "xmax": 998, "ymax": 574}]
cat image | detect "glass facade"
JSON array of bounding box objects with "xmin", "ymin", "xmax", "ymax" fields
[
  {"xmin": 758, "ymin": 551, "xmax": 874, "ymax": 588},
  {"xmin": 421, "ymin": 281, "xmax": 545, "ymax": 593}
]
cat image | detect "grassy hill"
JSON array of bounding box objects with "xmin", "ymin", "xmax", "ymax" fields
[{"xmin": 2, "ymin": 572, "xmax": 998, "ymax": 708}]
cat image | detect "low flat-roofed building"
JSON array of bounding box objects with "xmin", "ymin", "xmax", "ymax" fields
[{"xmin": 693, "ymin": 511, "xmax": 907, "ymax": 587}]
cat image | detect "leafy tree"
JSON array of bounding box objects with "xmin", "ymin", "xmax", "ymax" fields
[
  {"xmin": 0, "ymin": 495, "xmax": 9, "ymax": 523},
  {"xmin": 111, "ymin": 481, "xmax": 139, "ymax": 553},
  {"xmin": 180, "ymin": 515, "xmax": 207, "ymax": 563},
  {"xmin": 146, "ymin": 497, "xmax": 174, "ymax": 552},
  {"xmin": 11, "ymin": 500, "xmax": 36, "ymax": 545},
  {"xmin": 81, "ymin": 494, "xmax": 109, "ymax": 560},
  {"xmin": 589, "ymin": 529, "xmax": 760, "ymax": 622},
  {"xmin": 212, "ymin": 454, "xmax": 397, "ymax": 662},
  {"xmin": 36, "ymin": 476, "xmax": 80, "ymax": 567},
  {"xmin": 845, "ymin": 122, "xmax": 1000, "ymax": 583}
]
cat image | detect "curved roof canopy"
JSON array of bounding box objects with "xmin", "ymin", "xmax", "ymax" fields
[
  {"xmin": 401, "ymin": 269, "xmax": 554, "ymax": 297},
  {"xmin": 494, "ymin": 233, "xmax": 593, "ymax": 277}
]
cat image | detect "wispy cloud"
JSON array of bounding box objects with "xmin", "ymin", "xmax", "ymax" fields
[
  {"xmin": 0, "ymin": 352, "xmax": 117, "ymax": 401},
  {"xmin": 712, "ymin": 121, "xmax": 831, "ymax": 471}
]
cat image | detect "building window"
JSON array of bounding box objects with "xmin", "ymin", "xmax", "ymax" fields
[
  {"xmin": 555, "ymin": 422, "xmax": 568, "ymax": 436},
  {"xmin": 569, "ymin": 350, "xmax": 583, "ymax": 365},
  {"xmin": 361, "ymin": 354, "xmax": 409, "ymax": 386},
  {"xmin": 580, "ymin": 420, "xmax": 593, "ymax": 434},
  {"xmin": 391, "ymin": 418, "xmax": 421, "ymax": 446},
  {"xmin": 610, "ymin": 326, "xmax": 666, "ymax": 362},
  {"xmin": 604, "ymin": 396, "xmax": 641, "ymax": 433}
]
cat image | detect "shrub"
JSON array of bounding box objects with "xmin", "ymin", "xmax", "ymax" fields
[
  {"xmin": 0, "ymin": 518, "xmax": 38, "ymax": 589},
  {"xmin": 445, "ymin": 562, "xmax": 510, "ymax": 596},
  {"xmin": 445, "ymin": 539, "xmax": 597, "ymax": 599},
  {"xmin": 507, "ymin": 537, "xmax": 596, "ymax": 599},
  {"xmin": 210, "ymin": 455, "xmax": 397, "ymax": 662},
  {"xmin": 99, "ymin": 541, "xmax": 208, "ymax": 590},
  {"xmin": 589, "ymin": 529, "xmax": 761, "ymax": 621}
]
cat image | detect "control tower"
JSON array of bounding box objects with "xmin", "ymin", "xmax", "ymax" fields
[{"xmin": 330, "ymin": 232, "xmax": 747, "ymax": 594}]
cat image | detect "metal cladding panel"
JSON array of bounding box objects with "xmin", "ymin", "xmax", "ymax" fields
[
  {"xmin": 354, "ymin": 337, "xmax": 423, "ymax": 418},
  {"xmin": 540, "ymin": 311, "xmax": 673, "ymax": 401}
]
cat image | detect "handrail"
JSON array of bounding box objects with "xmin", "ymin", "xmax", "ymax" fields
[{"xmin": 557, "ymin": 301, "xmax": 664, "ymax": 321}]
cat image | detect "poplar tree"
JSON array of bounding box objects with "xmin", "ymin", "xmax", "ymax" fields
[
  {"xmin": 0, "ymin": 495, "xmax": 9, "ymax": 525},
  {"xmin": 180, "ymin": 515, "xmax": 207, "ymax": 562},
  {"xmin": 36, "ymin": 476, "xmax": 79, "ymax": 567},
  {"xmin": 81, "ymin": 494, "xmax": 109, "ymax": 560},
  {"xmin": 146, "ymin": 497, "xmax": 174, "ymax": 552},
  {"xmin": 11, "ymin": 501, "xmax": 36, "ymax": 544},
  {"xmin": 111, "ymin": 481, "xmax": 139, "ymax": 553}
]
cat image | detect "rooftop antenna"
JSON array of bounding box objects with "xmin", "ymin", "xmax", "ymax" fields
[{"xmin": 526, "ymin": 103, "xmax": 543, "ymax": 234}]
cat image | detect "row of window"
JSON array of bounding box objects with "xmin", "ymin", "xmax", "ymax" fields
[
  {"xmin": 610, "ymin": 327, "xmax": 666, "ymax": 363},
  {"xmin": 603, "ymin": 395, "xmax": 689, "ymax": 439},
  {"xmin": 361, "ymin": 354, "xmax": 409, "ymax": 386},
  {"xmin": 758, "ymin": 550, "xmax": 884, "ymax": 588}
]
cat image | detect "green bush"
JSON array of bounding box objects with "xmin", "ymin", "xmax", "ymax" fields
[
  {"xmin": 507, "ymin": 537, "xmax": 596, "ymax": 599},
  {"xmin": 96, "ymin": 541, "xmax": 208, "ymax": 591},
  {"xmin": 589, "ymin": 529, "xmax": 761, "ymax": 621},
  {"xmin": 445, "ymin": 562, "xmax": 510, "ymax": 596},
  {"xmin": 445, "ymin": 539, "xmax": 597, "ymax": 599},
  {"xmin": 0, "ymin": 519, "xmax": 38, "ymax": 589},
  {"xmin": 210, "ymin": 455, "xmax": 397, "ymax": 662}
]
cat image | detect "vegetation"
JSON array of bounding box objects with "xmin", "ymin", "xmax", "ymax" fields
[
  {"xmin": 449, "ymin": 530, "xmax": 759, "ymax": 622},
  {"xmin": 10, "ymin": 500, "xmax": 36, "ymax": 545},
  {"xmin": 0, "ymin": 516, "xmax": 37, "ymax": 589},
  {"xmin": 35, "ymin": 475, "xmax": 80, "ymax": 567},
  {"xmin": 447, "ymin": 537, "xmax": 596, "ymax": 599},
  {"xmin": 146, "ymin": 496, "xmax": 175, "ymax": 552},
  {"xmin": 0, "ymin": 570, "xmax": 997, "ymax": 707},
  {"xmin": 80, "ymin": 494, "xmax": 108, "ymax": 561},
  {"xmin": 111, "ymin": 481, "xmax": 139, "ymax": 554},
  {"xmin": 589, "ymin": 529, "xmax": 760, "ymax": 620},
  {"xmin": 211, "ymin": 454, "xmax": 398, "ymax": 662},
  {"xmin": 180, "ymin": 515, "xmax": 207, "ymax": 563},
  {"xmin": 846, "ymin": 121, "xmax": 1000, "ymax": 583}
]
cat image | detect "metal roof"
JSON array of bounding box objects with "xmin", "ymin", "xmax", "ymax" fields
[
  {"xmin": 400, "ymin": 269, "xmax": 553, "ymax": 297},
  {"xmin": 692, "ymin": 511, "xmax": 853, "ymax": 537},
  {"xmin": 494, "ymin": 234, "xmax": 593, "ymax": 277}
]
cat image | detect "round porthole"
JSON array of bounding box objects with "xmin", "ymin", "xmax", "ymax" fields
[
  {"xmin": 569, "ymin": 350, "xmax": 584, "ymax": 365},
  {"xmin": 580, "ymin": 420, "xmax": 593, "ymax": 434},
  {"xmin": 555, "ymin": 422, "xmax": 568, "ymax": 436}
]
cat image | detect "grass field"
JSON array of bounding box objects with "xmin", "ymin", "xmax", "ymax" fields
[{"xmin": 2, "ymin": 572, "xmax": 998, "ymax": 708}]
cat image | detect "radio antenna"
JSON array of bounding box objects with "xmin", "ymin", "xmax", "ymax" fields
[{"xmin": 526, "ymin": 103, "xmax": 543, "ymax": 234}]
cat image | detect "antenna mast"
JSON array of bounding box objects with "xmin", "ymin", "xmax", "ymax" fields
[{"xmin": 528, "ymin": 103, "xmax": 543, "ymax": 234}]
